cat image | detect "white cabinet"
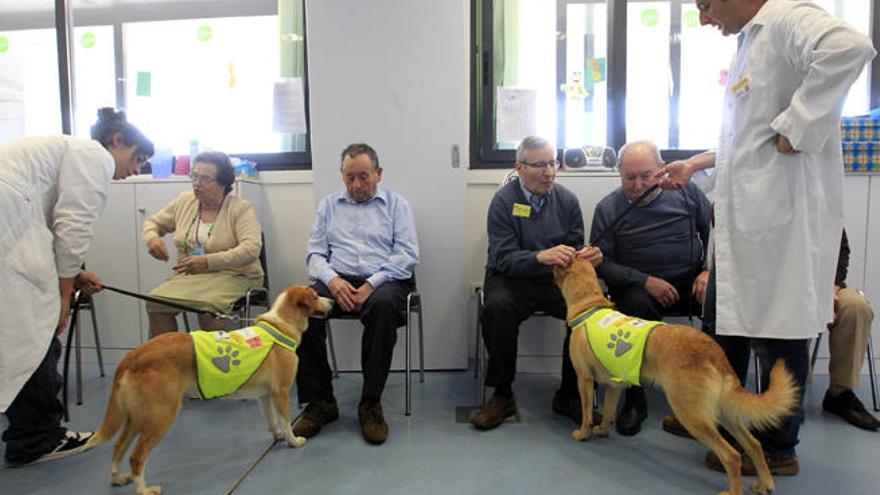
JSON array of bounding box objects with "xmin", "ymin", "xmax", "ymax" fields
[{"xmin": 78, "ymin": 178, "xmax": 192, "ymax": 361}]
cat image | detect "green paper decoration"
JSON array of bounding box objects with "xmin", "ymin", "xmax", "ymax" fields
[
  {"xmin": 0, "ymin": 36, "xmax": 9, "ymax": 54},
  {"xmin": 641, "ymin": 8, "xmax": 660, "ymax": 27},
  {"xmin": 80, "ymin": 32, "xmax": 96, "ymax": 49},
  {"xmin": 197, "ymin": 25, "xmax": 213, "ymax": 43},
  {"xmin": 683, "ymin": 11, "xmax": 700, "ymax": 29}
]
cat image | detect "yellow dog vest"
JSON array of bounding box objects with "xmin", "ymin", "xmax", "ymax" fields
[
  {"xmin": 568, "ymin": 307, "xmax": 662, "ymax": 386},
  {"xmin": 191, "ymin": 322, "xmax": 298, "ymax": 399}
]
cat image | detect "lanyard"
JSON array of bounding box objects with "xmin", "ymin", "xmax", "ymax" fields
[{"xmin": 184, "ymin": 196, "xmax": 225, "ymax": 250}]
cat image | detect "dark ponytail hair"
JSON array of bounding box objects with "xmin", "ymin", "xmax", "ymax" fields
[{"xmin": 90, "ymin": 108, "xmax": 154, "ymax": 158}]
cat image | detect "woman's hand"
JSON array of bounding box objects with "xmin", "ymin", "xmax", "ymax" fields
[
  {"xmin": 75, "ymin": 270, "xmax": 105, "ymax": 294},
  {"xmin": 147, "ymin": 237, "xmax": 170, "ymax": 261},
  {"xmin": 173, "ymin": 255, "xmax": 208, "ymax": 275}
]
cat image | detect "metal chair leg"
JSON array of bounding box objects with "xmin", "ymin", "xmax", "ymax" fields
[
  {"xmin": 327, "ymin": 320, "xmax": 339, "ymax": 378},
  {"xmin": 417, "ymin": 296, "xmax": 425, "ymax": 383},
  {"xmin": 75, "ymin": 311, "xmax": 83, "ymax": 406},
  {"xmin": 406, "ymin": 296, "xmax": 412, "ymax": 416},
  {"xmin": 89, "ymin": 301, "xmax": 105, "ymax": 378},
  {"xmin": 808, "ymin": 333, "xmax": 823, "ymax": 385},
  {"xmin": 867, "ymin": 331, "xmax": 879, "ymax": 412},
  {"xmin": 754, "ymin": 353, "xmax": 762, "ymax": 394},
  {"xmin": 474, "ymin": 287, "xmax": 482, "ymax": 379},
  {"xmin": 182, "ymin": 313, "xmax": 191, "ymax": 332}
]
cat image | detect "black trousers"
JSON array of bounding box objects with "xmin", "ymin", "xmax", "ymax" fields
[
  {"xmin": 2, "ymin": 337, "xmax": 66, "ymax": 464},
  {"xmin": 702, "ymin": 267, "xmax": 808, "ymax": 460},
  {"xmin": 296, "ymin": 276, "xmax": 413, "ymax": 403},
  {"xmin": 480, "ymin": 271, "xmax": 578, "ymax": 397},
  {"xmin": 609, "ymin": 276, "xmax": 699, "ymax": 322}
]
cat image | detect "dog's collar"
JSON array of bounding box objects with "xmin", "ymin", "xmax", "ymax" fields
[
  {"xmin": 567, "ymin": 306, "xmax": 604, "ymax": 329},
  {"xmin": 256, "ymin": 321, "xmax": 299, "ymax": 351}
]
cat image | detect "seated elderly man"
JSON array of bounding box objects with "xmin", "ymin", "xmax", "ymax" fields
[
  {"xmin": 472, "ymin": 135, "xmax": 602, "ymax": 430},
  {"xmin": 589, "ymin": 140, "xmax": 711, "ymax": 436},
  {"xmin": 822, "ymin": 230, "xmax": 880, "ymax": 431},
  {"xmin": 293, "ymin": 143, "xmax": 419, "ymax": 445}
]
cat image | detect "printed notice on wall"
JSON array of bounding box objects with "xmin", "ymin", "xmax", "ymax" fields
[
  {"xmin": 496, "ymin": 87, "xmax": 537, "ymax": 144},
  {"xmin": 273, "ymin": 77, "xmax": 307, "ymax": 134}
]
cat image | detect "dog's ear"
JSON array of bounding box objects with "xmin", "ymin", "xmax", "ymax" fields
[{"xmin": 286, "ymin": 286, "xmax": 319, "ymax": 310}]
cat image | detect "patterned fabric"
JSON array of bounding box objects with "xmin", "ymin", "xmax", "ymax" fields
[
  {"xmin": 569, "ymin": 308, "xmax": 662, "ymax": 386},
  {"xmin": 192, "ymin": 322, "xmax": 297, "ymax": 399}
]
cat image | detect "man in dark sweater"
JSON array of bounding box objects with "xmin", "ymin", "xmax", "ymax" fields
[
  {"xmin": 472, "ymin": 135, "xmax": 602, "ymax": 430},
  {"xmin": 589, "ymin": 141, "xmax": 711, "ymax": 436},
  {"xmin": 822, "ymin": 230, "xmax": 879, "ymax": 431}
]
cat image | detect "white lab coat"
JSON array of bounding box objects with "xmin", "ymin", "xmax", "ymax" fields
[
  {"xmin": 0, "ymin": 136, "xmax": 113, "ymax": 412},
  {"xmin": 712, "ymin": 0, "xmax": 876, "ymax": 339}
]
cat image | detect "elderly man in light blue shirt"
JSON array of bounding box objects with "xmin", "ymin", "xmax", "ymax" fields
[{"xmin": 294, "ymin": 143, "xmax": 419, "ymax": 446}]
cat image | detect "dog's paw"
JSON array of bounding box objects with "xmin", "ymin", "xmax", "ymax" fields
[
  {"xmin": 715, "ymin": 491, "xmax": 733, "ymax": 495},
  {"xmin": 571, "ymin": 428, "xmax": 591, "ymax": 442},
  {"xmin": 288, "ymin": 435, "xmax": 306, "ymax": 448},
  {"xmin": 750, "ymin": 480, "xmax": 774, "ymax": 495},
  {"xmin": 111, "ymin": 473, "xmax": 133, "ymax": 486},
  {"xmin": 273, "ymin": 429, "xmax": 286, "ymax": 441},
  {"xmin": 137, "ymin": 486, "xmax": 162, "ymax": 495},
  {"xmin": 591, "ymin": 424, "xmax": 610, "ymax": 437}
]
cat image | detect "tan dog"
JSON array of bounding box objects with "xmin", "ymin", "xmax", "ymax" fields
[
  {"xmin": 553, "ymin": 259, "xmax": 798, "ymax": 495},
  {"xmin": 82, "ymin": 285, "xmax": 332, "ymax": 495}
]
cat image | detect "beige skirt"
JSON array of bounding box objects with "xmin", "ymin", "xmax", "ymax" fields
[{"xmin": 146, "ymin": 273, "xmax": 263, "ymax": 314}]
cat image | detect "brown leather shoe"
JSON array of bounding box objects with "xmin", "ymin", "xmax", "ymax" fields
[
  {"xmin": 705, "ymin": 450, "xmax": 799, "ymax": 476},
  {"xmin": 662, "ymin": 414, "xmax": 694, "ymax": 439},
  {"xmin": 292, "ymin": 399, "xmax": 339, "ymax": 438},
  {"xmin": 358, "ymin": 399, "xmax": 389, "ymax": 445},
  {"xmin": 472, "ymin": 394, "xmax": 517, "ymax": 430}
]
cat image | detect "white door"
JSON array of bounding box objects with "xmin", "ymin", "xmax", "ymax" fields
[{"xmin": 307, "ymin": 0, "xmax": 470, "ymax": 370}]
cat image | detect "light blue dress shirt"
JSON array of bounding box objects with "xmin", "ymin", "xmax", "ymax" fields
[{"xmin": 307, "ymin": 185, "xmax": 420, "ymax": 289}]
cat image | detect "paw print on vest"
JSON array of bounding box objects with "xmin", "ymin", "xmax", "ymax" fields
[
  {"xmin": 211, "ymin": 345, "xmax": 241, "ymax": 373},
  {"xmin": 607, "ymin": 329, "xmax": 633, "ymax": 357}
]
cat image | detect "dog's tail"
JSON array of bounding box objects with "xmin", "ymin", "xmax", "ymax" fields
[
  {"xmin": 721, "ymin": 359, "xmax": 799, "ymax": 431},
  {"xmin": 83, "ymin": 368, "xmax": 128, "ymax": 449}
]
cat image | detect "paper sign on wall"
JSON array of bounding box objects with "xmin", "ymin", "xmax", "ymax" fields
[
  {"xmin": 273, "ymin": 78, "xmax": 307, "ymax": 134},
  {"xmin": 496, "ymin": 86, "xmax": 537, "ymax": 144},
  {"xmin": 136, "ymin": 71, "xmax": 151, "ymax": 97}
]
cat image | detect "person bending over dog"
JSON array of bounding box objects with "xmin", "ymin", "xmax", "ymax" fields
[
  {"xmin": 142, "ymin": 151, "xmax": 264, "ymax": 337},
  {"xmin": 472, "ymin": 135, "xmax": 602, "ymax": 431},
  {"xmin": 1, "ymin": 108, "xmax": 153, "ymax": 467},
  {"xmin": 293, "ymin": 143, "xmax": 419, "ymax": 445},
  {"xmin": 589, "ymin": 140, "xmax": 711, "ymax": 436}
]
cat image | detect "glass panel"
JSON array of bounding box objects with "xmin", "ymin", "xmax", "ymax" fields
[
  {"xmin": 0, "ymin": 28, "xmax": 61, "ymax": 142},
  {"xmin": 678, "ymin": 2, "xmax": 736, "ymax": 149},
  {"xmin": 626, "ymin": 1, "xmax": 670, "ymax": 148},
  {"xmin": 563, "ymin": 2, "xmax": 608, "ymax": 148},
  {"xmin": 73, "ymin": 26, "xmax": 116, "ymax": 138},
  {"xmin": 124, "ymin": 15, "xmax": 300, "ymax": 155}
]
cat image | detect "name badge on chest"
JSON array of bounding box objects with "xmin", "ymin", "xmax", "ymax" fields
[{"xmin": 512, "ymin": 203, "xmax": 532, "ymax": 218}]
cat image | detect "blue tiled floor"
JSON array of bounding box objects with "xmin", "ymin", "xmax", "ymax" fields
[{"xmin": 2, "ymin": 364, "xmax": 879, "ymax": 494}]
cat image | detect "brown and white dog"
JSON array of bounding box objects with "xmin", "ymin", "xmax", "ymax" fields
[
  {"xmin": 553, "ymin": 259, "xmax": 798, "ymax": 495},
  {"xmin": 82, "ymin": 285, "xmax": 332, "ymax": 495}
]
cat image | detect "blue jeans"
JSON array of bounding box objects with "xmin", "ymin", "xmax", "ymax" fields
[{"xmin": 702, "ymin": 268, "xmax": 809, "ymax": 460}]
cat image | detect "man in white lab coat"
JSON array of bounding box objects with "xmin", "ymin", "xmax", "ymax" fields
[
  {"xmin": 0, "ymin": 109, "xmax": 152, "ymax": 467},
  {"xmin": 658, "ymin": 0, "xmax": 876, "ymax": 475}
]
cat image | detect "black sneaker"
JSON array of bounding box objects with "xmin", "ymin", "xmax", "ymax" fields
[
  {"xmin": 6, "ymin": 430, "xmax": 94, "ymax": 467},
  {"xmin": 822, "ymin": 389, "xmax": 880, "ymax": 431}
]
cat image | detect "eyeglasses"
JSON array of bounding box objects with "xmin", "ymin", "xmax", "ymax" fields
[
  {"xmin": 520, "ymin": 159, "xmax": 560, "ymax": 170},
  {"xmin": 190, "ymin": 173, "xmax": 218, "ymax": 184}
]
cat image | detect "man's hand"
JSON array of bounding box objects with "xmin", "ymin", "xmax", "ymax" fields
[
  {"xmin": 691, "ymin": 269, "xmax": 709, "ymax": 305},
  {"xmin": 76, "ymin": 270, "xmax": 104, "ymax": 295},
  {"xmin": 655, "ymin": 160, "xmax": 695, "ymax": 190},
  {"xmin": 776, "ymin": 134, "xmax": 799, "ymax": 155},
  {"xmin": 147, "ymin": 237, "xmax": 170, "ymax": 261},
  {"xmin": 328, "ymin": 277, "xmax": 358, "ymax": 313},
  {"xmin": 351, "ymin": 282, "xmax": 374, "ymax": 311},
  {"xmin": 645, "ymin": 276, "xmax": 679, "ymax": 308},
  {"xmin": 537, "ymin": 244, "xmax": 577, "ymax": 267},
  {"xmin": 576, "ymin": 246, "xmax": 603, "ymax": 267},
  {"xmin": 173, "ymin": 255, "xmax": 209, "ymax": 275}
]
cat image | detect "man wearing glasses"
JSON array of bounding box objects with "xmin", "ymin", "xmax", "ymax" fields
[{"xmin": 473, "ymin": 135, "xmax": 602, "ymax": 430}]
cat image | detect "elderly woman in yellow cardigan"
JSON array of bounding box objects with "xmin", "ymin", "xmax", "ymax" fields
[{"xmin": 143, "ymin": 151, "xmax": 263, "ymax": 337}]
